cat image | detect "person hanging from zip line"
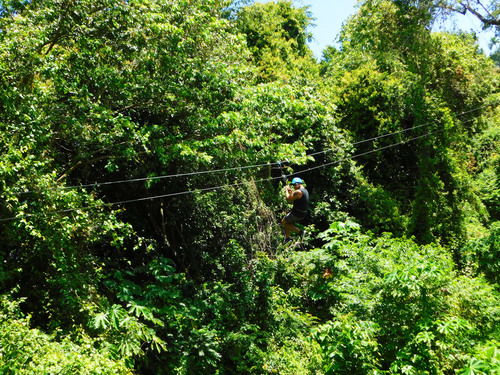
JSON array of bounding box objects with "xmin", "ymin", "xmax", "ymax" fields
[{"xmin": 281, "ymin": 177, "xmax": 309, "ymax": 245}]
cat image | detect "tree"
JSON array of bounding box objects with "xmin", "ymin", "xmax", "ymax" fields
[
  {"xmin": 0, "ymin": 0, "xmax": 254, "ymax": 362},
  {"xmin": 321, "ymin": 0, "xmax": 498, "ymax": 246},
  {"xmin": 235, "ymin": 0, "xmax": 318, "ymax": 82}
]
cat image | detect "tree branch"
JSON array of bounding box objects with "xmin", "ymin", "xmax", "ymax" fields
[
  {"xmin": 460, "ymin": 1, "xmax": 500, "ymax": 27},
  {"xmin": 42, "ymin": 1, "xmax": 72, "ymax": 55},
  {"xmin": 56, "ymin": 155, "xmax": 113, "ymax": 182}
]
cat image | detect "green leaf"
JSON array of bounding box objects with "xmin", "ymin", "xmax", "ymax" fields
[{"xmin": 92, "ymin": 312, "xmax": 109, "ymax": 330}]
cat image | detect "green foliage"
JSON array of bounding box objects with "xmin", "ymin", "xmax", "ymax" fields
[
  {"xmin": 1, "ymin": 0, "xmax": 499, "ymax": 373},
  {"xmin": 235, "ymin": 0, "xmax": 317, "ymax": 82},
  {"xmin": 471, "ymin": 111, "xmax": 500, "ymax": 222},
  {"xmin": 90, "ymin": 302, "xmax": 166, "ymax": 358},
  {"xmin": 352, "ymin": 180, "xmax": 409, "ymax": 236},
  {"xmin": 459, "ymin": 341, "xmax": 500, "ymax": 375},
  {"xmin": 215, "ymin": 82, "xmax": 340, "ymax": 165},
  {"xmin": 461, "ymin": 222, "xmax": 500, "ymax": 286},
  {"xmin": 491, "ymin": 47, "xmax": 500, "ymax": 66},
  {"xmin": 311, "ymin": 221, "xmax": 500, "ymax": 373},
  {"xmin": 313, "ymin": 315, "xmax": 380, "ymax": 374},
  {"xmin": 0, "ymin": 294, "xmax": 131, "ymax": 374},
  {"xmin": 321, "ymin": 0, "xmax": 499, "ymax": 245},
  {"xmin": 262, "ymin": 336, "xmax": 323, "ymax": 375}
]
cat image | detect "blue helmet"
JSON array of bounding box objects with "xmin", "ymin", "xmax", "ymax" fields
[{"xmin": 291, "ymin": 177, "xmax": 303, "ymax": 185}]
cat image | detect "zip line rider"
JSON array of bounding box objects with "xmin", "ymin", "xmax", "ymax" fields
[{"xmin": 281, "ymin": 177, "xmax": 309, "ymax": 245}]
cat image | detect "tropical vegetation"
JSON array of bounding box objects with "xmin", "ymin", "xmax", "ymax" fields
[{"xmin": 0, "ymin": 0, "xmax": 499, "ymax": 373}]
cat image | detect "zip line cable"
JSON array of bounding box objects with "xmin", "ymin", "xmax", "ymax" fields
[
  {"xmin": 11, "ymin": 101, "xmax": 495, "ymax": 197},
  {"xmin": 25, "ymin": 161, "xmax": 280, "ymax": 194},
  {"xmin": 306, "ymin": 102, "xmax": 495, "ymax": 159},
  {"xmin": 295, "ymin": 128, "xmax": 446, "ymax": 176},
  {"xmin": 0, "ymin": 126, "xmax": 447, "ymax": 223}
]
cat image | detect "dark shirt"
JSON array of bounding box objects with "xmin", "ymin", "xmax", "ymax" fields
[{"xmin": 292, "ymin": 187, "xmax": 309, "ymax": 218}]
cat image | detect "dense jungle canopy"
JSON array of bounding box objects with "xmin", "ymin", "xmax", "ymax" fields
[{"xmin": 0, "ymin": 0, "xmax": 499, "ymax": 373}]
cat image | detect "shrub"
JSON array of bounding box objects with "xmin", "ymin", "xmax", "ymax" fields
[{"xmin": 0, "ymin": 295, "xmax": 131, "ymax": 374}]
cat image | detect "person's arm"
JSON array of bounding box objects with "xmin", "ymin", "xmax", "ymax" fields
[{"xmin": 285, "ymin": 186, "xmax": 303, "ymax": 203}]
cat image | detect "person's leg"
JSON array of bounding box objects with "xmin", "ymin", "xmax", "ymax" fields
[
  {"xmin": 282, "ymin": 213, "xmax": 301, "ymax": 239},
  {"xmin": 288, "ymin": 223, "xmax": 300, "ymax": 235},
  {"xmin": 281, "ymin": 217, "xmax": 293, "ymax": 238}
]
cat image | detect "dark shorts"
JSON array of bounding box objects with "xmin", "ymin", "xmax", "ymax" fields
[{"xmin": 284, "ymin": 211, "xmax": 305, "ymax": 225}]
